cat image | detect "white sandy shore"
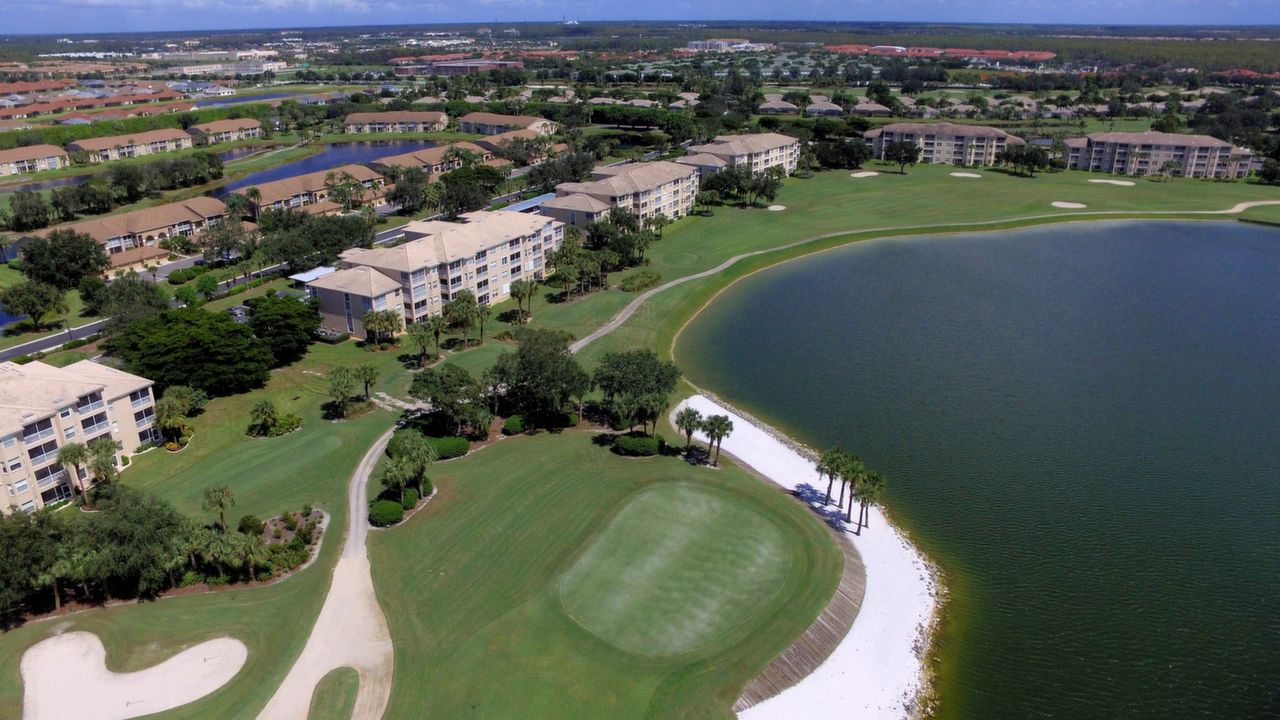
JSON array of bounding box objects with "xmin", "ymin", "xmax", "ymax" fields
[
  {"xmin": 21, "ymin": 631, "xmax": 247, "ymax": 720},
  {"xmin": 676, "ymin": 395, "xmax": 938, "ymax": 720}
]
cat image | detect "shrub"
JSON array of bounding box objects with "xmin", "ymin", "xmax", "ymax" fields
[
  {"xmin": 620, "ymin": 270, "xmax": 661, "ymax": 292},
  {"xmin": 502, "ymin": 415, "xmax": 525, "ymax": 435},
  {"xmin": 165, "ymin": 441, "xmax": 179, "ymax": 452},
  {"xmin": 134, "ymin": 441, "xmax": 156, "ymax": 453},
  {"xmin": 428, "ymin": 436, "xmax": 469, "ymax": 459},
  {"xmin": 273, "ymin": 528, "xmax": 283, "ymax": 540},
  {"xmin": 119, "ymin": 455, "xmax": 130, "ymax": 467},
  {"xmin": 369, "ymin": 499, "xmax": 405, "ymax": 527},
  {"xmin": 178, "ymin": 436, "xmax": 190, "ymax": 448},
  {"xmin": 282, "ymin": 512, "xmax": 298, "ymax": 532},
  {"xmin": 303, "ymin": 503, "xmax": 314, "ymax": 517},
  {"xmin": 401, "ymin": 487, "xmax": 420, "ymax": 510},
  {"xmin": 7, "ymin": 259, "xmax": 21, "ymax": 270},
  {"xmin": 613, "ymin": 432, "xmax": 662, "ymax": 457},
  {"xmin": 422, "ymin": 477, "xmax": 434, "ymax": 497},
  {"xmin": 238, "ymin": 514, "xmax": 265, "ymax": 536},
  {"xmin": 297, "ymin": 520, "xmax": 318, "ymax": 545},
  {"xmin": 180, "ymin": 569, "xmax": 203, "ymax": 587}
]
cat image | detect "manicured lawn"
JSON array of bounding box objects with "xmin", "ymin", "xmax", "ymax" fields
[
  {"xmin": 0, "ymin": 265, "xmax": 99, "ymax": 351},
  {"xmin": 308, "ymin": 667, "xmax": 360, "ymax": 720},
  {"xmin": 368, "ymin": 431, "xmax": 842, "ymax": 720}
]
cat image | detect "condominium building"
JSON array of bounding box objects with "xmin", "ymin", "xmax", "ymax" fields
[
  {"xmin": 187, "ymin": 118, "xmax": 262, "ymax": 145},
  {"xmin": 233, "ymin": 164, "xmax": 388, "ymax": 216},
  {"xmin": 1064, "ymin": 131, "xmax": 1255, "ymax": 179},
  {"xmin": 549, "ymin": 161, "xmax": 698, "ymax": 225},
  {"xmin": 66, "ymin": 128, "xmax": 194, "ymax": 163},
  {"xmin": 309, "ymin": 210, "xmax": 564, "ymax": 333},
  {"xmin": 374, "ymin": 141, "xmax": 501, "ymax": 177},
  {"xmin": 457, "ymin": 112, "xmax": 557, "ymax": 136},
  {"xmin": 0, "ymin": 144, "xmax": 69, "ymax": 176},
  {"xmin": 0, "ymin": 359, "xmax": 157, "ymax": 514},
  {"xmin": 863, "ymin": 122, "xmax": 1024, "ymax": 166},
  {"xmin": 33, "ymin": 196, "xmax": 228, "ymax": 269},
  {"xmin": 686, "ymin": 133, "xmax": 801, "ymax": 174},
  {"xmin": 343, "ymin": 111, "xmax": 448, "ymax": 134}
]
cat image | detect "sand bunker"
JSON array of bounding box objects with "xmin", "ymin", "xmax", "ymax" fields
[
  {"xmin": 22, "ymin": 631, "xmax": 247, "ymax": 720},
  {"xmin": 950, "ymin": 172, "xmax": 982, "ymax": 178},
  {"xmin": 1052, "ymin": 201, "xmax": 1088, "ymax": 209},
  {"xmin": 850, "ymin": 171, "xmax": 879, "ymax": 178},
  {"xmin": 1088, "ymin": 179, "xmax": 1135, "ymax": 186},
  {"xmin": 767, "ymin": 205, "xmax": 786, "ymax": 212}
]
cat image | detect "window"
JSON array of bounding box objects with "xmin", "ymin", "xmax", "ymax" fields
[
  {"xmin": 20, "ymin": 500, "xmax": 34, "ymax": 514},
  {"xmin": 81, "ymin": 412, "xmax": 110, "ymax": 437},
  {"xmin": 34, "ymin": 464, "xmax": 64, "ymax": 487},
  {"xmin": 14, "ymin": 478, "xmax": 29, "ymax": 494},
  {"xmin": 2, "ymin": 436, "xmax": 14, "ymax": 449},
  {"xmin": 27, "ymin": 440, "xmax": 58, "ymax": 467},
  {"xmin": 129, "ymin": 388, "xmax": 151, "ymax": 406},
  {"xmin": 5, "ymin": 457, "xmax": 21, "ymax": 473},
  {"xmin": 22, "ymin": 419, "xmax": 54, "ymax": 444},
  {"xmin": 134, "ymin": 407, "xmax": 155, "ymax": 428},
  {"xmin": 77, "ymin": 393, "xmax": 104, "ymax": 414}
]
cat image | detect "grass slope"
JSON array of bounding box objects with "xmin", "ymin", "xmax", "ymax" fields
[
  {"xmin": 368, "ymin": 432, "xmax": 842, "ymax": 720},
  {"xmin": 308, "ymin": 667, "xmax": 360, "ymax": 720}
]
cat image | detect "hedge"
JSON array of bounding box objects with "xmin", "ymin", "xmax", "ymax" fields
[
  {"xmin": 502, "ymin": 415, "xmax": 525, "ymax": 435},
  {"xmin": 428, "ymin": 436, "xmax": 469, "ymax": 460},
  {"xmin": 369, "ymin": 499, "xmax": 405, "ymax": 527},
  {"xmin": 401, "ymin": 488, "xmax": 419, "ymax": 510},
  {"xmin": 238, "ymin": 514, "xmax": 265, "ymax": 536},
  {"xmin": 613, "ymin": 433, "xmax": 664, "ymax": 457}
]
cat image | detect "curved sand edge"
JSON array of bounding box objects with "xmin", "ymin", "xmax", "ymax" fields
[
  {"xmin": 21, "ymin": 631, "xmax": 247, "ymax": 720},
  {"xmin": 768, "ymin": 205, "xmax": 786, "ymax": 212},
  {"xmin": 851, "ymin": 171, "xmax": 880, "ymax": 178},
  {"xmin": 1052, "ymin": 201, "xmax": 1088, "ymax": 209},
  {"xmin": 675, "ymin": 395, "xmax": 940, "ymax": 720},
  {"xmin": 950, "ymin": 172, "xmax": 982, "ymax": 178},
  {"xmin": 1088, "ymin": 178, "xmax": 1136, "ymax": 186}
]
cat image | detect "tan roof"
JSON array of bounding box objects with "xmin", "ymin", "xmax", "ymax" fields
[
  {"xmin": 674, "ymin": 153, "xmax": 729, "ymax": 169},
  {"xmin": 0, "ymin": 360, "xmax": 150, "ymax": 436},
  {"xmin": 556, "ymin": 161, "xmax": 696, "ymax": 199},
  {"xmin": 1083, "ymin": 131, "xmax": 1233, "ymax": 149},
  {"xmin": 235, "ymin": 163, "xmax": 384, "ymax": 206},
  {"xmin": 877, "ymin": 122, "xmax": 1022, "ymax": 140},
  {"xmin": 758, "ymin": 100, "xmax": 798, "ymax": 111},
  {"xmin": 1064, "ymin": 137, "xmax": 1088, "ymax": 148},
  {"xmin": 307, "ymin": 266, "xmax": 402, "ymax": 298},
  {"xmin": 67, "ymin": 128, "xmax": 191, "ymax": 152},
  {"xmin": 344, "ymin": 111, "xmax": 446, "ymax": 125},
  {"xmin": 189, "ymin": 118, "xmax": 261, "ymax": 134},
  {"xmin": 374, "ymin": 142, "xmax": 490, "ymax": 171},
  {"xmin": 341, "ymin": 211, "xmax": 559, "ymax": 273},
  {"xmin": 40, "ymin": 196, "xmax": 227, "ymax": 243},
  {"xmin": 688, "ymin": 133, "xmax": 798, "ymax": 158},
  {"xmin": 458, "ymin": 112, "xmax": 548, "ymax": 129},
  {"xmin": 541, "ymin": 193, "xmax": 612, "ymax": 213},
  {"xmin": 0, "ymin": 144, "xmax": 68, "ymax": 164}
]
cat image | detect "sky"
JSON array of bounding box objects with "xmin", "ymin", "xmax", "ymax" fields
[{"xmin": 3, "ymin": 0, "xmax": 1279, "ymax": 36}]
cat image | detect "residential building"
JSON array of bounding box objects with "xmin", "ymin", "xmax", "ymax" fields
[
  {"xmin": 757, "ymin": 98, "xmax": 799, "ymax": 114},
  {"xmin": 431, "ymin": 59, "xmax": 524, "ymax": 76},
  {"xmin": 0, "ymin": 359, "xmax": 157, "ymax": 514},
  {"xmin": 0, "ymin": 144, "xmax": 70, "ymax": 176},
  {"xmin": 686, "ymin": 133, "xmax": 801, "ymax": 175},
  {"xmin": 549, "ymin": 161, "xmax": 699, "ymax": 224},
  {"xmin": 343, "ymin": 111, "xmax": 447, "ymax": 134},
  {"xmin": 233, "ymin": 164, "xmax": 388, "ymax": 216},
  {"xmin": 457, "ymin": 112, "xmax": 557, "ymax": 136},
  {"xmin": 672, "ymin": 152, "xmax": 729, "ymax": 181},
  {"xmin": 538, "ymin": 193, "xmax": 613, "ymax": 231},
  {"xmin": 32, "ymin": 196, "xmax": 228, "ymax": 269},
  {"xmin": 66, "ymin": 128, "xmax": 193, "ymax": 162},
  {"xmin": 863, "ymin": 122, "xmax": 1025, "ymax": 166},
  {"xmin": 1064, "ymin": 131, "xmax": 1254, "ymax": 179},
  {"xmin": 473, "ymin": 129, "xmax": 570, "ymax": 164},
  {"xmin": 373, "ymin": 141, "xmax": 501, "ymax": 177},
  {"xmin": 187, "ymin": 118, "xmax": 262, "ymax": 145},
  {"xmin": 310, "ymin": 211, "xmax": 564, "ymax": 332},
  {"xmin": 805, "ymin": 96, "xmax": 845, "ymax": 116}
]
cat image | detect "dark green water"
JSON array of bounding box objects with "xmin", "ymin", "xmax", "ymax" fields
[{"xmin": 676, "ymin": 221, "xmax": 1280, "ymax": 719}]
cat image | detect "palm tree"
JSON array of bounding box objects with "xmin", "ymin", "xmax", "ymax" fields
[
  {"xmin": 86, "ymin": 438, "xmax": 121, "ymax": 487},
  {"xmin": 817, "ymin": 447, "xmax": 846, "ymax": 505},
  {"xmin": 355, "ymin": 364, "xmax": 379, "ymax": 399},
  {"xmin": 198, "ymin": 527, "xmax": 236, "ymax": 577},
  {"xmin": 56, "ymin": 442, "xmax": 90, "ymax": 497},
  {"xmin": 329, "ymin": 366, "xmax": 355, "ymax": 417},
  {"xmin": 249, "ymin": 399, "xmax": 278, "ymax": 436},
  {"xmin": 701, "ymin": 415, "xmax": 734, "ymax": 467},
  {"xmin": 853, "ymin": 471, "xmax": 886, "ymax": 533},
  {"xmin": 444, "ymin": 289, "xmax": 479, "ymax": 348},
  {"xmin": 201, "ymin": 484, "xmax": 236, "ymax": 533},
  {"xmin": 424, "ymin": 314, "xmax": 448, "ymax": 358},
  {"xmin": 476, "ymin": 303, "xmax": 491, "ymax": 344},
  {"xmin": 381, "ymin": 455, "xmax": 417, "ymax": 505},
  {"xmin": 646, "ymin": 213, "xmax": 671, "ymax": 238},
  {"xmin": 243, "ymin": 187, "xmax": 262, "ymax": 220},
  {"xmin": 509, "ymin": 279, "xmax": 536, "ymax": 323},
  {"xmin": 234, "ymin": 533, "xmax": 270, "ymax": 581},
  {"xmin": 840, "ymin": 455, "xmax": 868, "ymax": 523},
  {"xmin": 674, "ymin": 407, "xmax": 703, "ymax": 450},
  {"xmin": 406, "ymin": 322, "xmax": 434, "ymax": 367}
]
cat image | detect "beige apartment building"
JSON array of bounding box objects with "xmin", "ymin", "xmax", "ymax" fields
[
  {"xmin": 67, "ymin": 128, "xmax": 194, "ymax": 163},
  {"xmin": 374, "ymin": 141, "xmax": 501, "ymax": 176},
  {"xmin": 308, "ymin": 210, "xmax": 564, "ymax": 333},
  {"xmin": 0, "ymin": 144, "xmax": 70, "ymax": 176},
  {"xmin": 344, "ymin": 111, "xmax": 447, "ymax": 133},
  {"xmin": 234, "ymin": 164, "xmax": 388, "ymax": 216},
  {"xmin": 187, "ymin": 118, "xmax": 263, "ymax": 145},
  {"xmin": 0, "ymin": 360, "xmax": 157, "ymax": 514},
  {"xmin": 686, "ymin": 133, "xmax": 801, "ymax": 174},
  {"xmin": 457, "ymin": 112, "xmax": 557, "ymax": 136},
  {"xmin": 547, "ymin": 161, "xmax": 698, "ymax": 227},
  {"xmin": 864, "ymin": 122, "xmax": 1024, "ymax": 166},
  {"xmin": 35, "ymin": 196, "xmax": 228, "ymax": 269},
  {"xmin": 1064, "ymin": 131, "xmax": 1254, "ymax": 179}
]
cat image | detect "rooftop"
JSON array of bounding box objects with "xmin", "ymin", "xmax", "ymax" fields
[
  {"xmin": 308, "ymin": 265, "xmax": 402, "ymax": 298},
  {"xmin": 0, "ymin": 360, "xmax": 150, "ymax": 436},
  {"xmin": 67, "ymin": 127, "xmax": 191, "ymax": 152},
  {"xmin": 557, "ymin": 161, "xmax": 696, "ymax": 199},
  {"xmin": 341, "ymin": 211, "xmax": 559, "ymax": 273}
]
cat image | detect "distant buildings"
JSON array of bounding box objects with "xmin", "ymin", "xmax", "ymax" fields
[
  {"xmin": 374, "ymin": 141, "xmax": 503, "ymax": 176},
  {"xmin": 685, "ymin": 38, "xmax": 774, "ymax": 53},
  {"xmin": 33, "ymin": 197, "xmax": 228, "ymax": 269},
  {"xmin": 187, "ymin": 118, "xmax": 262, "ymax": 145},
  {"xmin": 343, "ymin": 111, "xmax": 447, "ymax": 134},
  {"xmin": 545, "ymin": 161, "xmax": 698, "ymax": 229},
  {"xmin": 457, "ymin": 112, "xmax": 557, "ymax": 136},
  {"xmin": 0, "ymin": 359, "xmax": 157, "ymax": 514},
  {"xmin": 233, "ymin": 164, "xmax": 388, "ymax": 216},
  {"xmin": 66, "ymin": 128, "xmax": 193, "ymax": 163},
  {"xmin": 1064, "ymin": 131, "xmax": 1254, "ymax": 179},
  {"xmin": 0, "ymin": 144, "xmax": 69, "ymax": 176},
  {"xmin": 686, "ymin": 133, "xmax": 801, "ymax": 175},
  {"xmin": 864, "ymin": 122, "xmax": 1024, "ymax": 166}
]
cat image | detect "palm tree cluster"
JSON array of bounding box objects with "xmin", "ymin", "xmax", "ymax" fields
[
  {"xmin": 674, "ymin": 407, "xmax": 735, "ymax": 467},
  {"xmin": 362, "ymin": 309, "xmax": 403, "ymax": 345},
  {"xmin": 327, "ymin": 364, "xmax": 379, "ymax": 418},
  {"xmin": 815, "ymin": 448, "xmax": 887, "ymax": 534},
  {"xmin": 381, "ymin": 431, "xmax": 438, "ymax": 505}
]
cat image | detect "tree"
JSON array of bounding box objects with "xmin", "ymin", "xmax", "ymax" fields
[
  {"xmin": 818, "ymin": 448, "xmax": 848, "ymax": 505},
  {"xmin": 674, "ymin": 407, "xmax": 703, "ymax": 450},
  {"xmin": 406, "ymin": 322, "xmax": 435, "ymax": 367},
  {"xmin": 328, "ymin": 366, "xmax": 356, "ymax": 417},
  {"xmin": 409, "ymin": 363, "xmax": 485, "ymax": 435},
  {"xmin": 883, "ymin": 140, "xmax": 922, "ymax": 174},
  {"xmin": 202, "ymin": 219, "xmax": 251, "ymax": 264},
  {"xmin": 82, "ymin": 486, "xmax": 187, "ymax": 597},
  {"xmin": 246, "ymin": 295, "xmax": 320, "ymax": 367},
  {"xmin": 1259, "ymin": 159, "xmax": 1280, "ymax": 186},
  {"xmin": 439, "ymin": 179, "xmax": 490, "ymax": 218},
  {"xmin": 701, "ymin": 414, "xmax": 734, "ymax": 467},
  {"xmin": 0, "ymin": 281, "xmax": 65, "ymax": 332},
  {"xmin": 87, "ymin": 437, "xmax": 121, "ymax": 487},
  {"xmin": 384, "ymin": 430, "xmax": 436, "ymax": 496},
  {"xmin": 104, "ymin": 308, "xmax": 273, "ymax": 396},
  {"xmin": 201, "ymin": 485, "xmax": 236, "ymax": 533},
  {"xmin": 423, "ymin": 314, "xmax": 448, "ymax": 357},
  {"xmin": 381, "ymin": 455, "xmax": 416, "ymax": 505},
  {"xmin": 194, "ymin": 273, "xmax": 219, "ymax": 300},
  {"xmin": 490, "ymin": 328, "xmax": 589, "ymax": 419},
  {"xmin": 249, "ymin": 398, "xmax": 278, "ymax": 435},
  {"xmin": 837, "ymin": 452, "xmax": 867, "ymax": 520},
  {"xmin": 6, "ymin": 189, "xmax": 51, "ymax": 231},
  {"xmin": 386, "ymin": 166, "xmax": 432, "ymax": 214},
  {"xmin": 592, "ymin": 349, "xmax": 681, "ymax": 434},
  {"xmin": 355, "ymin": 364, "xmax": 379, "ymax": 399},
  {"xmin": 56, "ymin": 443, "xmax": 91, "ymax": 497},
  {"xmin": 443, "ymin": 289, "xmax": 479, "ymax": 347},
  {"xmin": 476, "ymin": 303, "xmax": 491, "ymax": 344},
  {"xmin": 853, "ymin": 471, "xmax": 886, "ymax": 533},
  {"xmin": 509, "ymin": 279, "xmax": 537, "ymax": 322},
  {"xmin": 19, "ymin": 229, "xmax": 110, "ymax": 290},
  {"xmin": 100, "ymin": 271, "xmax": 170, "ymax": 331}
]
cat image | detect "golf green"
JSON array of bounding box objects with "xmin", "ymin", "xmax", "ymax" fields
[{"xmin": 558, "ymin": 483, "xmax": 791, "ymax": 657}]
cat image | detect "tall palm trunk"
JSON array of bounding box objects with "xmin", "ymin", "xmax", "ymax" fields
[
  {"xmin": 824, "ymin": 472, "xmax": 834, "ymax": 504},
  {"xmin": 846, "ymin": 495, "xmax": 855, "ymax": 524},
  {"xmin": 837, "ymin": 478, "xmax": 846, "ymax": 508},
  {"xmin": 50, "ymin": 579, "xmax": 60, "ymax": 611}
]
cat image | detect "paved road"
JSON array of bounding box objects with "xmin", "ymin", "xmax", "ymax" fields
[{"xmin": 0, "ymin": 319, "xmax": 109, "ymax": 363}]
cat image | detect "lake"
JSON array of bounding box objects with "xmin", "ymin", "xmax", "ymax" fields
[
  {"xmin": 676, "ymin": 220, "xmax": 1280, "ymax": 718},
  {"xmin": 212, "ymin": 139, "xmax": 437, "ymax": 196}
]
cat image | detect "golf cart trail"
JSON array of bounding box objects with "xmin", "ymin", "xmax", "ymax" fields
[{"xmin": 254, "ymin": 427, "xmax": 396, "ymax": 720}]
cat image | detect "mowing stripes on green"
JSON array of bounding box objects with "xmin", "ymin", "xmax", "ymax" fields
[{"xmin": 557, "ymin": 483, "xmax": 791, "ymax": 658}]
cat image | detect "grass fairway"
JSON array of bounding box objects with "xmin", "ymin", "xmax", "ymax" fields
[
  {"xmin": 369, "ymin": 432, "xmax": 842, "ymax": 720},
  {"xmin": 559, "ymin": 483, "xmax": 791, "ymax": 658},
  {"xmin": 309, "ymin": 667, "xmax": 360, "ymax": 720}
]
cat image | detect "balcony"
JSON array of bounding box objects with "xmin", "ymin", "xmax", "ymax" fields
[
  {"xmin": 23, "ymin": 427, "xmax": 54, "ymax": 445},
  {"xmin": 81, "ymin": 420, "xmax": 111, "ymax": 438},
  {"xmin": 35, "ymin": 469, "xmax": 66, "ymax": 488},
  {"xmin": 77, "ymin": 399, "xmax": 104, "ymax": 414}
]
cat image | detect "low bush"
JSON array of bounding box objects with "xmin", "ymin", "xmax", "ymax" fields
[
  {"xmin": 282, "ymin": 512, "xmax": 298, "ymax": 532},
  {"xmin": 6, "ymin": 259, "xmax": 21, "ymax": 270},
  {"xmin": 297, "ymin": 520, "xmax": 318, "ymax": 545},
  {"xmin": 369, "ymin": 499, "xmax": 405, "ymax": 527},
  {"xmin": 613, "ymin": 432, "xmax": 663, "ymax": 457},
  {"xmin": 422, "ymin": 477, "xmax": 434, "ymax": 497},
  {"xmin": 180, "ymin": 569, "xmax": 202, "ymax": 587},
  {"xmin": 165, "ymin": 441, "xmax": 179, "ymax": 452},
  {"xmin": 133, "ymin": 441, "xmax": 156, "ymax": 453},
  {"xmin": 273, "ymin": 528, "xmax": 282, "ymax": 540},
  {"xmin": 119, "ymin": 455, "xmax": 130, "ymax": 467},
  {"xmin": 268, "ymin": 538, "xmax": 309, "ymax": 572},
  {"xmin": 620, "ymin": 270, "xmax": 662, "ymax": 292},
  {"xmin": 238, "ymin": 514, "xmax": 265, "ymax": 536},
  {"xmin": 303, "ymin": 503, "xmax": 314, "ymax": 517},
  {"xmin": 428, "ymin": 436, "xmax": 469, "ymax": 460},
  {"xmin": 401, "ymin": 488, "xmax": 419, "ymax": 510},
  {"xmin": 502, "ymin": 415, "xmax": 525, "ymax": 435}
]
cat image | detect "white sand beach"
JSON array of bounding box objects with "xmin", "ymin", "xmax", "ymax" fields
[
  {"xmin": 21, "ymin": 631, "xmax": 247, "ymax": 720},
  {"xmin": 851, "ymin": 171, "xmax": 880, "ymax": 178},
  {"xmin": 1088, "ymin": 179, "xmax": 1135, "ymax": 186},
  {"xmin": 676, "ymin": 395, "xmax": 939, "ymax": 720},
  {"xmin": 1051, "ymin": 201, "xmax": 1088, "ymax": 209},
  {"xmin": 950, "ymin": 172, "xmax": 982, "ymax": 178},
  {"xmin": 768, "ymin": 205, "xmax": 787, "ymax": 211}
]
